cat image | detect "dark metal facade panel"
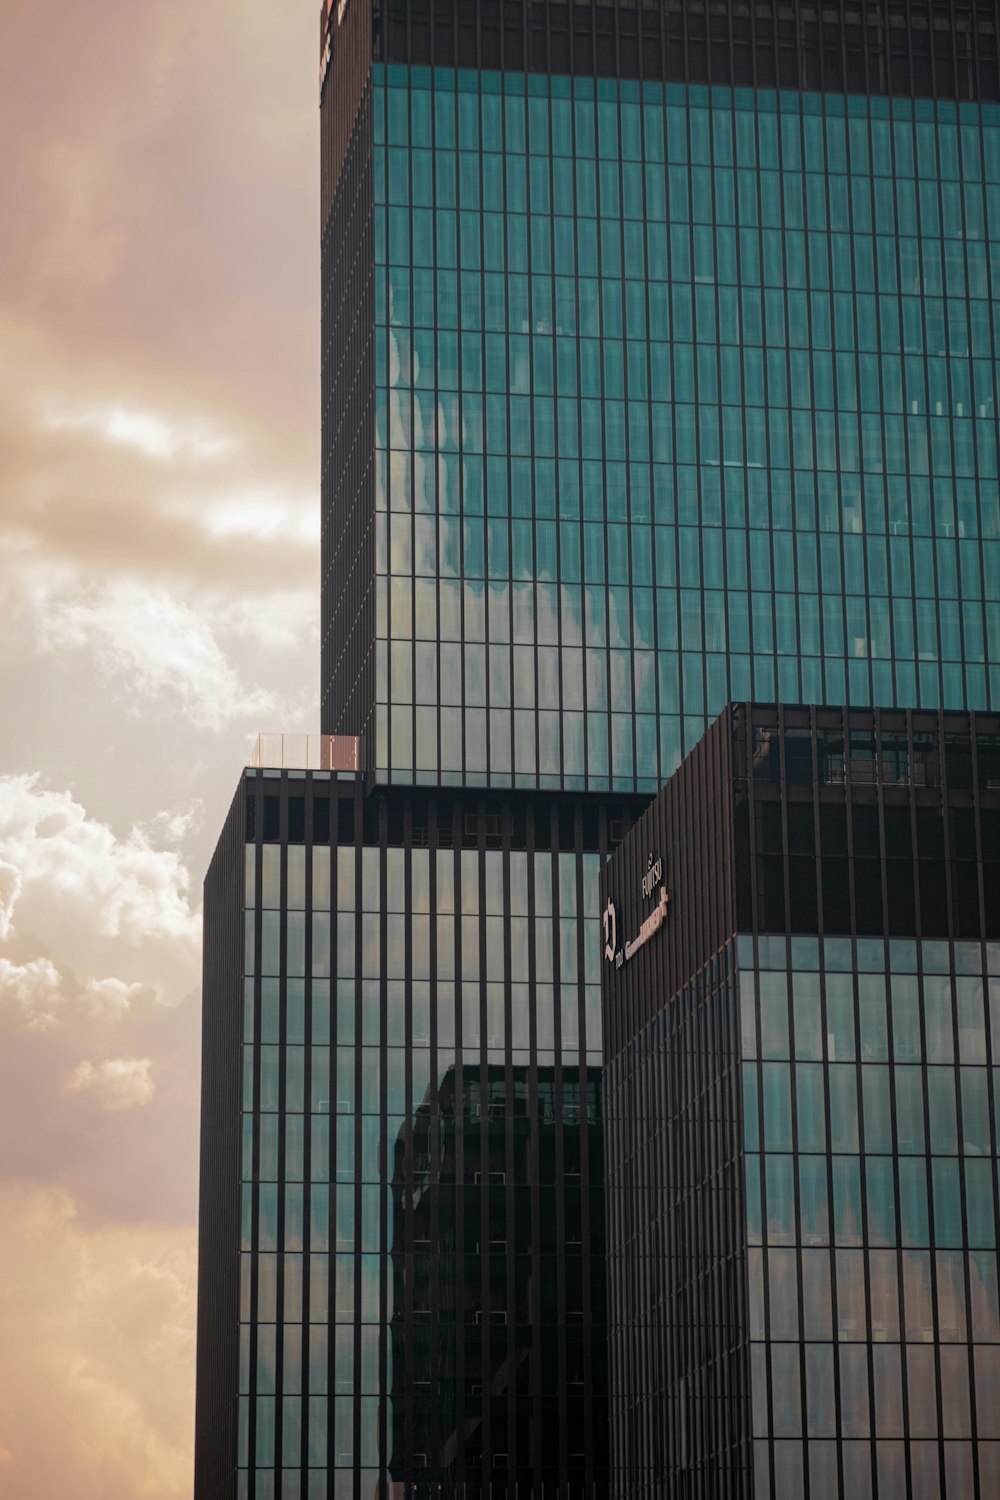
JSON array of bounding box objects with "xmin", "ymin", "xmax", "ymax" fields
[
  {"xmin": 321, "ymin": 0, "xmax": 374, "ymax": 226},
  {"xmin": 321, "ymin": 83, "xmax": 377, "ymax": 747},
  {"xmin": 319, "ymin": 1, "xmax": 377, "ymax": 751},
  {"xmin": 377, "ymin": 0, "xmax": 1000, "ymax": 102},
  {"xmin": 604, "ymin": 947, "xmax": 751, "ymax": 1499},
  {"xmin": 601, "ymin": 703, "xmax": 738, "ymax": 1066},
  {"xmin": 601, "ymin": 708, "xmax": 749, "ymax": 1497},
  {"xmin": 195, "ymin": 778, "xmax": 247, "ymax": 1500}
]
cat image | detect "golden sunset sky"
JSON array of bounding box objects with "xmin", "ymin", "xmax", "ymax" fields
[{"xmin": 0, "ymin": 3, "xmax": 319, "ymax": 1493}]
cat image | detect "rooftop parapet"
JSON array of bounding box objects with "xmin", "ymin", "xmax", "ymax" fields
[{"xmin": 248, "ymin": 733, "xmax": 361, "ymax": 773}]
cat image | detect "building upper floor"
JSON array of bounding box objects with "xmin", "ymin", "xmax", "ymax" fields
[{"xmin": 322, "ymin": 55, "xmax": 1000, "ymax": 792}]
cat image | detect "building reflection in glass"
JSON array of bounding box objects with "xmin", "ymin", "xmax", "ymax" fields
[{"xmin": 387, "ymin": 1063, "xmax": 607, "ymax": 1497}]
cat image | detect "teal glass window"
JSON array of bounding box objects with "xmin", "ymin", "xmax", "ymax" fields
[{"xmin": 372, "ymin": 72, "xmax": 1000, "ymax": 789}]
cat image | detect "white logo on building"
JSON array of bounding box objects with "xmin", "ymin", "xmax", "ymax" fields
[
  {"xmin": 603, "ymin": 899, "xmax": 617, "ymax": 963},
  {"xmin": 605, "ymin": 854, "xmax": 670, "ymax": 970}
]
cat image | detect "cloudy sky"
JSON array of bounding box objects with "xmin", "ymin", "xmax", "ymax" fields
[{"xmin": 0, "ymin": 2, "xmax": 318, "ymax": 1492}]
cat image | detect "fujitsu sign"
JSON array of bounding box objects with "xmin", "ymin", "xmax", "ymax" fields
[{"xmin": 603, "ymin": 854, "xmax": 670, "ymax": 971}]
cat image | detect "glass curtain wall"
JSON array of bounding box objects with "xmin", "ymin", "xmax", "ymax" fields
[
  {"xmin": 373, "ymin": 67, "xmax": 1000, "ymax": 792},
  {"xmin": 237, "ymin": 788, "xmax": 609, "ymax": 1500},
  {"xmin": 741, "ymin": 933, "xmax": 1000, "ymax": 1500}
]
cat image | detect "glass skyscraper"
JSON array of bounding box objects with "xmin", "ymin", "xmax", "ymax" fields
[
  {"xmin": 602, "ymin": 703, "xmax": 1000, "ymax": 1498},
  {"xmin": 324, "ymin": 3, "xmax": 1000, "ymax": 794},
  {"xmin": 197, "ymin": 751, "xmax": 644, "ymax": 1499},
  {"xmin": 197, "ymin": 6, "xmax": 1000, "ymax": 1500}
]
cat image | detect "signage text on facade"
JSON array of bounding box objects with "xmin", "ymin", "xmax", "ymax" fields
[{"xmin": 604, "ymin": 854, "xmax": 670, "ymax": 971}]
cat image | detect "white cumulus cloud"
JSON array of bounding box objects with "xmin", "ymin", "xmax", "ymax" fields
[
  {"xmin": 0, "ymin": 957, "xmax": 156, "ymax": 1034},
  {"xmin": 37, "ymin": 579, "xmax": 276, "ymax": 731},
  {"xmin": 0, "ymin": 773, "xmax": 199, "ymax": 948},
  {"xmin": 0, "ymin": 957, "xmax": 63, "ymax": 1031},
  {"xmin": 68, "ymin": 1057, "xmax": 156, "ymax": 1112},
  {"xmin": 0, "ymin": 958, "xmax": 156, "ymax": 1034},
  {"xmin": 0, "ymin": 860, "xmax": 22, "ymax": 941},
  {"xmin": 138, "ymin": 801, "xmax": 205, "ymax": 849},
  {"xmin": 82, "ymin": 976, "xmax": 151, "ymax": 1020},
  {"xmin": 194, "ymin": 488, "xmax": 318, "ymax": 546},
  {"xmin": 40, "ymin": 399, "xmax": 233, "ymax": 464}
]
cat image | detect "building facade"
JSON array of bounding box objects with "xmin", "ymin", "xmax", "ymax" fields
[
  {"xmin": 196, "ymin": 752, "xmax": 645, "ymax": 1500},
  {"xmin": 602, "ymin": 702, "xmax": 1000, "ymax": 1498},
  {"xmin": 322, "ymin": 1, "xmax": 1000, "ymax": 794},
  {"xmin": 198, "ymin": 5, "xmax": 1000, "ymax": 1499}
]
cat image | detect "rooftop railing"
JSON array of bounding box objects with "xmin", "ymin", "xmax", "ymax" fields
[{"xmin": 248, "ymin": 734, "xmax": 361, "ymax": 773}]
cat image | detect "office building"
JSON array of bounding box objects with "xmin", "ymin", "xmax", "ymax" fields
[
  {"xmin": 196, "ymin": 736, "xmax": 646, "ymax": 1499},
  {"xmin": 602, "ymin": 702, "xmax": 1000, "ymax": 1498},
  {"xmin": 322, "ymin": 0, "xmax": 1000, "ymax": 796},
  {"xmin": 197, "ymin": 3, "xmax": 1000, "ymax": 1498}
]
